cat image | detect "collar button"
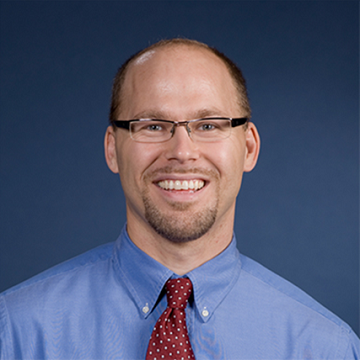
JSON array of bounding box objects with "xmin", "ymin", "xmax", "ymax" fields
[{"xmin": 202, "ymin": 309, "xmax": 209, "ymax": 317}]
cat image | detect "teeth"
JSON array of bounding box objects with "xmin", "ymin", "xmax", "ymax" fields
[{"xmin": 158, "ymin": 179, "xmax": 205, "ymax": 191}]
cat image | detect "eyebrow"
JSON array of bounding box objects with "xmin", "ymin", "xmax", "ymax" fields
[{"xmin": 132, "ymin": 108, "xmax": 226, "ymax": 120}]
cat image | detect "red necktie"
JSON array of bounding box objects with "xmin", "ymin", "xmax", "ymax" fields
[{"xmin": 146, "ymin": 278, "xmax": 195, "ymax": 360}]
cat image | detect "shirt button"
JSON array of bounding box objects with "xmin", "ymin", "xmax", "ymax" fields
[
  {"xmin": 202, "ymin": 309, "xmax": 209, "ymax": 317},
  {"xmin": 142, "ymin": 306, "xmax": 149, "ymax": 314}
]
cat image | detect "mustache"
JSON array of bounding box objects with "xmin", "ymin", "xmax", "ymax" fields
[{"xmin": 144, "ymin": 166, "xmax": 219, "ymax": 181}]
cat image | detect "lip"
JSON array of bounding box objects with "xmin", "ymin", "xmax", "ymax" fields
[
  {"xmin": 155, "ymin": 184, "xmax": 207, "ymax": 203},
  {"xmin": 153, "ymin": 174, "xmax": 208, "ymax": 182}
]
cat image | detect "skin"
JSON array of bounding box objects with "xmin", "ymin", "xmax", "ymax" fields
[{"xmin": 105, "ymin": 45, "xmax": 260, "ymax": 275}]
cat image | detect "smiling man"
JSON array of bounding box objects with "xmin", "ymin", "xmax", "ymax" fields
[
  {"xmin": 104, "ymin": 40, "xmax": 259, "ymax": 277},
  {"xmin": 1, "ymin": 39, "xmax": 359, "ymax": 359}
]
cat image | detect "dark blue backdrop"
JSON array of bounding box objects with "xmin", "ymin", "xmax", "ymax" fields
[{"xmin": 0, "ymin": 1, "xmax": 358, "ymax": 335}]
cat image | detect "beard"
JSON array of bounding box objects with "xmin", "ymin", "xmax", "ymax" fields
[{"xmin": 142, "ymin": 167, "xmax": 219, "ymax": 243}]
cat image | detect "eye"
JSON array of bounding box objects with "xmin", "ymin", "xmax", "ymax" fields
[
  {"xmin": 134, "ymin": 121, "xmax": 167, "ymax": 133},
  {"xmin": 146, "ymin": 123, "xmax": 163, "ymax": 131},
  {"xmin": 199, "ymin": 123, "xmax": 216, "ymax": 131},
  {"xmin": 196, "ymin": 121, "xmax": 219, "ymax": 131}
]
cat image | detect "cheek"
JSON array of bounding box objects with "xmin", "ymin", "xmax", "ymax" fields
[
  {"xmin": 212, "ymin": 142, "xmax": 245, "ymax": 178},
  {"xmin": 116, "ymin": 141, "xmax": 161, "ymax": 187},
  {"xmin": 211, "ymin": 141, "xmax": 246, "ymax": 199}
]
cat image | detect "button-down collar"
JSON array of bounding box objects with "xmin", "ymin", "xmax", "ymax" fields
[{"xmin": 112, "ymin": 226, "xmax": 241, "ymax": 322}]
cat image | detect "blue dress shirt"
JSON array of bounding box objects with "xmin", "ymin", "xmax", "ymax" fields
[{"xmin": 1, "ymin": 226, "xmax": 359, "ymax": 359}]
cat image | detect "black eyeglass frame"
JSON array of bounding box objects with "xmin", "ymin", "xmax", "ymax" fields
[{"xmin": 111, "ymin": 117, "xmax": 248, "ymax": 130}]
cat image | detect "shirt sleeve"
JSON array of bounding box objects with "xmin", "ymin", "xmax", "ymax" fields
[
  {"xmin": 342, "ymin": 327, "xmax": 360, "ymax": 360},
  {"xmin": 0, "ymin": 296, "xmax": 14, "ymax": 360}
]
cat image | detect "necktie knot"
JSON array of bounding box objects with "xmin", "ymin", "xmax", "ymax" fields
[{"xmin": 166, "ymin": 278, "xmax": 193, "ymax": 309}]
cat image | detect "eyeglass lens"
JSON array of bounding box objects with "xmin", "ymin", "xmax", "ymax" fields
[{"xmin": 130, "ymin": 119, "xmax": 232, "ymax": 143}]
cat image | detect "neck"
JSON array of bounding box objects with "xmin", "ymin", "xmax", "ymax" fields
[{"xmin": 126, "ymin": 211, "xmax": 235, "ymax": 275}]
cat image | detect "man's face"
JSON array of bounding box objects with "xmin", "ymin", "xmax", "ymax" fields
[{"xmin": 105, "ymin": 45, "xmax": 259, "ymax": 243}]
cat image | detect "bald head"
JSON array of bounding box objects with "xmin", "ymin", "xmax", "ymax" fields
[{"xmin": 109, "ymin": 39, "xmax": 251, "ymax": 122}]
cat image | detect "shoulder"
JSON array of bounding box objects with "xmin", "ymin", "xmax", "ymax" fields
[
  {"xmin": 240, "ymin": 255, "xmax": 348, "ymax": 327},
  {"xmin": 0, "ymin": 242, "xmax": 118, "ymax": 359},
  {"xmin": 1, "ymin": 242, "xmax": 115, "ymax": 311},
  {"xmin": 239, "ymin": 254, "xmax": 347, "ymax": 328},
  {"xmin": 235, "ymin": 253, "xmax": 359, "ymax": 358}
]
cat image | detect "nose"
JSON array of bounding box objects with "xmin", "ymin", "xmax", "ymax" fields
[{"xmin": 164, "ymin": 124, "xmax": 200, "ymax": 163}]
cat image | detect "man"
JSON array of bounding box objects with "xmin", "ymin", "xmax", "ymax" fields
[{"xmin": 1, "ymin": 38, "xmax": 359, "ymax": 359}]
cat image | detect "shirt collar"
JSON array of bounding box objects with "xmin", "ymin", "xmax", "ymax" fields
[{"xmin": 112, "ymin": 225, "xmax": 241, "ymax": 322}]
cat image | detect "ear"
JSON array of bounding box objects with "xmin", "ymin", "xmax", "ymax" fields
[
  {"xmin": 104, "ymin": 126, "xmax": 119, "ymax": 174},
  {"xmin": 243, "ymin": 122, "xmax": 260, "ymax": 172}
]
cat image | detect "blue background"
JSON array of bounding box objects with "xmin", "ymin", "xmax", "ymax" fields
[{"xmin": 0, "ymin": 1, "xmax": 358, "ymax": 335}]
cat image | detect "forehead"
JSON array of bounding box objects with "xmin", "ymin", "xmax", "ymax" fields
[
  {"xmin": 127, "ymin": 45, "xmax": 233, "ymax": 86},
  {"xmin": 120, "ymin": 45, "xmax": 240, "ymax": 118}
]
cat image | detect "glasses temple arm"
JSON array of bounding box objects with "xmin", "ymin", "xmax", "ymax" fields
[
  {"xmin": 231, "ymin": 117, "xmax": 248, "ymax": 127},
  {"xmin": 112, "ymin": 120, "xmax": 131, "ymax": 130}
]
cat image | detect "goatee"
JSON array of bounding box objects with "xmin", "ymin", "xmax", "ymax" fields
[
  {"xmin": 142, "ymin": 166, "xmax": 219, "ymax": 243},
  {"xmin": 143, "ymin": 195, "xmax": 218, "ymax": 243}
]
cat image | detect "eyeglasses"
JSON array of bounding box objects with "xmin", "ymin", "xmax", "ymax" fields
[{"xmin": 111, "ymin": 117, "xmax": 248, "ymax": 143}]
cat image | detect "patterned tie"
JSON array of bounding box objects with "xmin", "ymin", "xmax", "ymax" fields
[{"xmin": 146, "ymin": 278, "xmax": 195, "ymax": 360}]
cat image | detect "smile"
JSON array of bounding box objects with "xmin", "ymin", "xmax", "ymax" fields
[{"xmin": 157, "ymin": 179, "xmax": 205, "ymax": 191}]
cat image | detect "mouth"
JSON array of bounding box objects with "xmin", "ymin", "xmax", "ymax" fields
[{"xmin": 157, "ymin": 179, "xmax": 205, "ymax": 192}]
